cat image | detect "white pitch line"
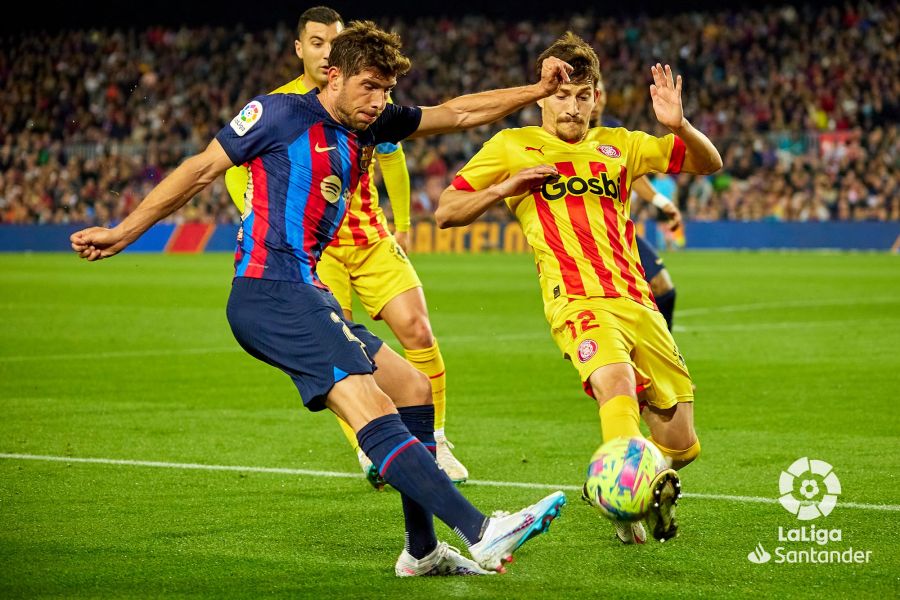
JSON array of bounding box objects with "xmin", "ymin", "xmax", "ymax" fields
[
  {"xmin": 2, "ymin": 453, "xmax": 898, "ymax": 513},
  {"xmin": 0, "ymin": 453, "xmax": 360, "ymax": 479}
]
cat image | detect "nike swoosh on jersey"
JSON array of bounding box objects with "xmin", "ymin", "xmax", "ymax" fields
[{"xmin": 315, "ymin": 143, "xmax": 337, "ymax": 153}]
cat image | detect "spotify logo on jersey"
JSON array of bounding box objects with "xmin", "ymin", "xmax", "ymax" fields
[{"xmin": 320, "ymin": 175, "xmax": 343, "ymax": 204}]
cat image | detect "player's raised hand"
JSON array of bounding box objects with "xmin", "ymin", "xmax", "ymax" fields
[
  {"xmin": 494, "ymin": 165, "xmax": 559, "ymax": 198},
  {"xmin": 70, "ymin": 227, "xmax": 127, "ymax": 261},
  {"xmin": 650, "ymin": 63, "xmax": 685, "ymax": 130},
  {"xmin": 537, "ymin": 57, "xmax": 573, "ymax": 95}
]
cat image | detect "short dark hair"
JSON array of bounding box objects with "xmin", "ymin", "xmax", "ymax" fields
[
  {"xmin": 328, "ymin": 21, "xmax": 411, "ymax": 79},
  {"xmin": 297, "ymin": 6, "xmax": 343, "ymax": 40},
  {"xmin": 535, "ymin": 32, "xmax": 601, "ymax": 86}
]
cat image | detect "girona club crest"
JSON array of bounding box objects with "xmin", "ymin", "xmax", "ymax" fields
[
  {"xmin": 578, "ymin": 339, "xmax": 598, "ymax": 363},
  {"xmin": 597, "ymin": 144, "xmax": 621, "ymax": 158}
]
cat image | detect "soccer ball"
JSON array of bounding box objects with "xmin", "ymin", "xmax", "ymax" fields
[{"xmin": 583, "ymin": 436, "xmax": 665, "ymax": 521}]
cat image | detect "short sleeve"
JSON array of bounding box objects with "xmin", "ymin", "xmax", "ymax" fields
[
  {"xmin": 452, "ymin": 133, "xmax": 509, "ymax": 192},
  {"xmin": 370, "ymin": 104, "xmax": 423, "ymax": 144},
  {"xmin": 215, "ymin": 96, "xmax": 284, "ymax": 166},
  {"xmin": 625, "ymin": 131, "xmax": 686, "ymax": 180}
]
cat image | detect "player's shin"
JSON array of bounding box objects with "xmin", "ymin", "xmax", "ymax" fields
[
  {"xmin": 598, "ymin": 395, "xmax": 642, "ymax": 442},
  {"xmin": 356, "ymin": 414, "xmax": 487, "ymax": 546},
  {"xmin": 405, "ymin": 341, "xmax": 469, "ymax": 483},
  {"xmin": 403, "ymin": 342, "xmax": 446, "ymax": 432},
  {"xmin": 397, "ymin": 406, "xmax": 439, "ymax": 558}
]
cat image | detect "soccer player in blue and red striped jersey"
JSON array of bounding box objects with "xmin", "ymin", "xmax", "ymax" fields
[
  {"xmin": 71, "ymin": 21, "xmax": 572, "ymax": 576},
  {"xmin": 225, "ymin": 7, "xmax": 468, "ymax": 487}
]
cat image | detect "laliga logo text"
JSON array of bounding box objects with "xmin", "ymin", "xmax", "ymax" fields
[{"xmin": 747, "ymin": 458, "xmax": 872, "ymax": 565}]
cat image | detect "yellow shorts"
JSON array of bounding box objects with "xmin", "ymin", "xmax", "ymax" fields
[
  {"xmin": 549, "ymin": 296, "xmax": 694, "ymax": 409},
  {"xmin": 317, "ymin": 235, "xmax": 422, "ymax": 319}
]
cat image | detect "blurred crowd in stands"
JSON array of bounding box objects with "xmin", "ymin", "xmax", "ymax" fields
[{"xmin": 1, "ymin": 1, "xmax": 897, "ymax": 225}]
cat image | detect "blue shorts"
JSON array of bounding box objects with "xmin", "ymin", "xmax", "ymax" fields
[
  {"xmin": 226, "ymin": 278, "xmax": 383, "ymax": 411},
  {"xmin": 636, "ymin": 235, "xmax": 666, "ymax": 282}
]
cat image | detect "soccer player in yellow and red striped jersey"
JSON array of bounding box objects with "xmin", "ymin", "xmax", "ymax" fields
[
  {"xmin": 224, "ymin": 7, "xmax": 468, "ymax": 488},
  {"xmin": 437, "ymin": 33, "xmax": 722, "ymax": 544}
]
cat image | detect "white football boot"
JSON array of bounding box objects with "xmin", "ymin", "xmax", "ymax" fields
[
  {"xmin": 435, "ymin": 434, "xmax": 469, "ymax": 483},
  {"xmin": 395, "ymin": 541, "xmax": 492, "ymax": 577},
  {"xmin": 580, "ymin": 482, "xmax": 647, "ymax": 544},
  {"xmin": 613, "ymin": 519, "xmax": 647, "ymax": 544},
  {"xmin": 468, "ymin": 491, "xmax": 566, "ymax": 572}
]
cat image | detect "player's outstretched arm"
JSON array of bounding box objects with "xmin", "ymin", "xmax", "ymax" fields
[
  {"xmin": 632, "ymin": 176, "xmax": 682, "ymax": 231},
  {"xmin": 70, "ymin": 139, "xmax": 234, "ymax": 261},
  {"xmin": 409, "ymin": 58, "xmax": 573, "ymax": 139},
  {"xmin": 436, "ymin": 165, "xmax": 559, "ymax": 228},
  {"xmin": 649, "ymin": 63, "xmax": 723, "ymax": 175},
  {"xmin": 376, "ymin": 144, "xmax": 412, "ymax": 250}
]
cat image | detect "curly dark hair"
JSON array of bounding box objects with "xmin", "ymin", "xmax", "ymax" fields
[{"xmin": 328, "ymin": 20, "xmax": 412, "ymax": 79}]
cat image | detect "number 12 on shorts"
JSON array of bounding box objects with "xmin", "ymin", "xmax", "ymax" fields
[{"xmin": 565, "ymin": 310, "xmax": 599, "ymax": 340}]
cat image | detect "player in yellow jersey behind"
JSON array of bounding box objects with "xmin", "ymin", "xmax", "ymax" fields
[
  {"xmin": 225, "ymin": 6, "xmax": 468, "ymax": 487},
  {"xmin": 436, "ymin": 33, "xmax": 722, "ymax": 544}
]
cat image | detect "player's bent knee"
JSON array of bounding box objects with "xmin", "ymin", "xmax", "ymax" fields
[
  {"xmin": 652, "ymin": 436, "xmax": 701, "ymax": 470},
  {"xmin": 591, "ymin": 382, "xmax": 634, "ymax": 406},
  {"xmin": 589, "ymin": 363, "xmax": 638, "ymax": 404},
  {"xmin": 399, "ymin": 315, "xmax": 435, "ymax": 349},
  {"xmin": 327, "ymin": 374, "xmax": 396, "ymax": 432}
]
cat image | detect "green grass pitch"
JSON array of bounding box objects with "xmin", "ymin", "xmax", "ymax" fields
[{"xmin": 1, "ymin": 251, "xmax": 899, "ymax": 598}]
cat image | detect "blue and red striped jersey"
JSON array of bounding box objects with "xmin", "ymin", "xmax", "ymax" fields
[{"xmin": 216, "ymin": 90, "xmax": 421, "ymax": 286}]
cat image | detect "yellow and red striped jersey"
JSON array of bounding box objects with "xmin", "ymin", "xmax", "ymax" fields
[
  {"xmin": 225, "ymin": 76, "xmax": 410, "ymax": 246},
  {"xmin": 452, "ymin": 126, "xmax": 685, "ymax": 314}
]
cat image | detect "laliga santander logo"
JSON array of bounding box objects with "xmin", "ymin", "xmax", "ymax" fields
[
  {"xmin": 747, "ymin": 458, "xmax": 871, "ymax": 565},
  {"xmin": 230, "ymin": 100, "xmax": 263, "ymax": 136},
  {"xmin": 778, "ymin": 457, "xmax": 841, "ymax": 520},
  {"xmin": 239, "ymin": 101, "xmax": 262, "ymax": 124}
]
